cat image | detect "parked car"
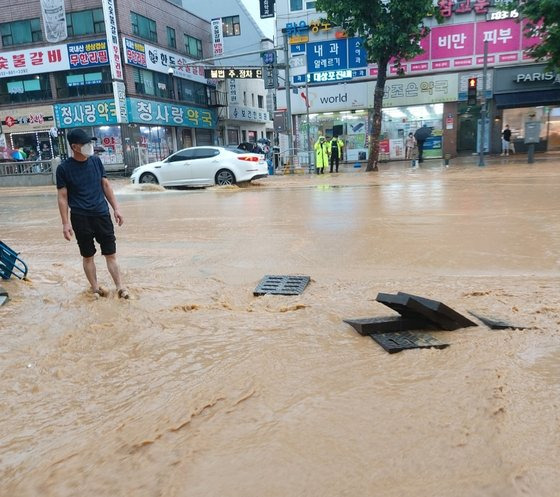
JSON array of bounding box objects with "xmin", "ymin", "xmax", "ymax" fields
[{"xmin": 130, "ymin": 146, "xmax": 268, "ymax": 187}]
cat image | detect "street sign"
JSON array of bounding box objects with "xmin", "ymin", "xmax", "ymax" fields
[
  {"xmin": 262, "ymin": 50, "xmax": 275, "ymax": 65},
  {"xmin": 306, "ymin": 38, "xmax": 367, "ymax": 73},
  {"xmin": 273, "ymin": 110, "xmax": 286, "ymax": 132},
  {"xmin": 204, "ymin": 68, "xmax": 263, "ymax": 79},
  {"xmin": 263, "ymin": 65, "xmax": 278, "ymax": 89},
  {"xmin": 260, "ymin": 0, "xmax": 275, "ymax": 19}
]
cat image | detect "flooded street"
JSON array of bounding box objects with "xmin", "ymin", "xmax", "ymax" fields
[{"xmin": 1, "ymin": 161, "xmax": 560, "ymax": 496}]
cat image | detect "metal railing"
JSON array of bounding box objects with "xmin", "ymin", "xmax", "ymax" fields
[
  {"xmin": 276, "ymin": 148, "xmax": 314, "ymax": 175},
  {"xmin": 0, "ymin": 160, "xmax": 53, "ymax": 176}
]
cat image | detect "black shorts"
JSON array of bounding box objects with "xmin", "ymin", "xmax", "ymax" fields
[{"xmin": 70, "ymin": 212, "xmax": 116, "ymax": 258}]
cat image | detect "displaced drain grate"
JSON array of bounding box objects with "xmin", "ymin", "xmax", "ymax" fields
[
  {"xmin": 254, "ymin": 275, "xmax": 310, "ymax": 296},
  {"xmin": 370, "ymin": 332, "xmax": 449, "ymax": 354}
]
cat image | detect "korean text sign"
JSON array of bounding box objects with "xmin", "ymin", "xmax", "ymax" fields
[
  {"xmin": 54, "ymin": 99, "xmax": 118, "ymax": 128},
  {"xmin": 67, "ymin": 40, "xmax": 109, "ymax": 68},
  {"xmin": 0, "ymin": 45, "xmax": 69, "ymax": 77},
  {"xmin": 123, "ymin": 37, "xmax": 206, "ymax": 83},
  {"xmin": 306, "ymin": 38, "xmax": 366, "ymax": 73},
  {"xmin": 127, "ymin": 98, "xmax": 217, "ymax": 129}
]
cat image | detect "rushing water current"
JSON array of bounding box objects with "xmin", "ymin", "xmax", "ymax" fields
[{"xmin": 1, "ymin": 162, "xmax": 559, "ymax": 496}]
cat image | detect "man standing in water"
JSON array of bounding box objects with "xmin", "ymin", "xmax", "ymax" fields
[{"xmin": 56, "ymin": 128, "xmax": 129, "ymax": 298}]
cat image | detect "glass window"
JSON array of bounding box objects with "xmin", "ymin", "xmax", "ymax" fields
[
  {"xmin": 192, "ymin": 148, "xmax": 219, "ymax": 159},
  {"xmin": 184, "ymin": 35, "xmax": 203, "ymax": 59},
  {"xmin": 258, "ymin": 95, "xmax": 264, "ymax": 109},
  {"xmin": 222, "ymin": 16, "xmax": 240, "ymax": 37},
  {"xmin": 55, "ymin": 67, "xmax": 112, "ymax": 98},
  {"xmin": 0, "ymin": 74, "xmax": 51, "ymax": 104},
  {"xmin": 166, "ymin": 26, "xmax": 176, "ymax": 49},
  {"xmin": 177, "ymin": 78, "xmax": 207, "ymax": 105},
  {"xmin": 66, "ymin": 9, "xmax": 105, "ymax": 36},
  {"xmin": 290, "ymin": 0, "xmax": 303, "ymax": 10},
  {"xmin": 167, "ymin": 150, "xmax": 195, "ymax": 162},
  {"xmin": 131, "ymin": 12, "xmax": 157, "ymax": 42},
  {"xmin": 132, "ymin": 68, "xmax": 172, "ymax": 99},
  {"xmin": 0, "ymin": 18, "xmax": 42, "ymax": 46},
  {"xmin": 290, "ymin": 0, "xmax": 315, "ymax": 10}
]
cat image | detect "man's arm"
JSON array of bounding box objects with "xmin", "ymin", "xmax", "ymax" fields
[
  {"xmin": 101, "ymin": 177, "xmax": 124, "ymax": 226},
  {"xmin": 57, "ymin": 187, "xmax": 74, "ymax": 241}
]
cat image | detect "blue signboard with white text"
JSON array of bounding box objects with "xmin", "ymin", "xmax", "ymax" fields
[
  {"xmin": 126, "ymin": 98, "xmax": 217, "ymax": 129},
  {"xmin": 67, "ymin": 40, "xmax": 110, "ymax": 69},
  {"xmin": 306, "ymin": 38, "xmax": 367, "ymax": 73},
  {"xmin": 54, "ymin": 99, "xmax": 118, "ymax": 128}
]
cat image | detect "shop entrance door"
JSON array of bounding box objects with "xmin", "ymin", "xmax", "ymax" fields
[
  {"xmin": 181, "ymin": 129, "xmax": 193, "ymax": 149},
  {"xmin": 458, "ymin": 115, "xmax": 477, "ymax": 152}
]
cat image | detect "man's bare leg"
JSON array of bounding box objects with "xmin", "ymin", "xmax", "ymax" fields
[
  {"xmin": 83, "ymin": 256, "xmax": 99, "ymax": 291},
  {"xmin": 104, "ymin": 254, "xmax": 128, "ymax": 298}
]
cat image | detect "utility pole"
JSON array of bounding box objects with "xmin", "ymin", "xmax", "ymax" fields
[
  {"xmin": 479, "ymin": 40, "xmax": 488, "ymax": 167},
  {"xmin": 305, "ymin": 80, "xmax": 312, "ymax": 172},
  {"xmin": 283, "ymin": 33, "xmax": 294, "ymax": 167}
]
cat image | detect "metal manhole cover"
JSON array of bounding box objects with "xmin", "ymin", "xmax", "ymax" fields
[
  {"xmin": 370, "ymin": 332, "xmax": 449, "ymax": 354},
  {"xmin": 254, "ymin": 275, "xmax": 310, "ymax": 296}
]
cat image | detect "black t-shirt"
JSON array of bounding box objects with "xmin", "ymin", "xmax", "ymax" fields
[
  {"xmin": 56, "ymin": 155, "xmax": 109, "ymax": 216},
  {"xmin": 503, "ymin": 128, "xmax": 512, "ymax": 142}
]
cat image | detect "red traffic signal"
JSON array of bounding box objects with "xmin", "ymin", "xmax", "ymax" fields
[{"xmin": 467, "ymin": 77, "xmax": 478, "ymax": 105}]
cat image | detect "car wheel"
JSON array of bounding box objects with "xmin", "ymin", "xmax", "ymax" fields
[
  {"xmin": 139, "ymin": 172, "xmax": 158, "ymax": 184},
  {"xmin": 215, "ymin": 169, "xmax": 236, "ymax": 186}
]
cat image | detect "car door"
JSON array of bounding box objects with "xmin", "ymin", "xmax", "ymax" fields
[
  {"xmin": 189, "ymin": 148, "xmax": 221, "ymax": 185},
  {"xmin": 158, "ymin": 149, "xmax": 195, "ymax": 186}
]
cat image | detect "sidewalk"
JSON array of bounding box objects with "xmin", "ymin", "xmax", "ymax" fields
[{"xmin": 304, "ymin": 150, "xmax": 560, "ymax": 174}]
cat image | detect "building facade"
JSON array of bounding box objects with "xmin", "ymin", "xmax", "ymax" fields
[
  {"xmin": 275, "ymin": 0, "xmax": 560, "ymax": 162},
  {"xmin": 185, "ymin": 0, "xmax": 273, "ymax": 146},
  {"xmin": 0, "ymin": 0, "xmax": 220, "ymax": 170}
]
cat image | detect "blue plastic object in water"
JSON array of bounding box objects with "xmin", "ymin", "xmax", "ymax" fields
[{"xmin": 0, "ymin": 241, "xmax": 28, "ymax": 280}]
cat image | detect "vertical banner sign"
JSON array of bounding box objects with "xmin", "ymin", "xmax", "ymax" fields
[
  {"xmin": 102, "ymin": 0, "xmax": 123, "ymax": 81},
  {"xmin": 211, "ymin": 18, "xmax": 223, "ymax": 56},
  {"xmin": 260, "ymin": 0, "xmax": 275, "ymax": 19},
  {"xmin": 40, "ymin": 0, "xmax": 67, "ymax": 43},
  {"xmin": 113, "ymin": 81, "xmax": 128, "ymax": 124}
]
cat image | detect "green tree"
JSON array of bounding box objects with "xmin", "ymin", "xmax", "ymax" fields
[
  {"xmin": 503, "ymin": 0, "xmax": 560, "ymax": 70},
  {"xmin": 315, "ymin": 0, "xmax": 439, "ymax": 171}
]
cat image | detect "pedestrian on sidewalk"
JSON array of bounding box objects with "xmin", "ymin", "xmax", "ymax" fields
[
  {"xmin": 328, "ymin": 135, "xmax": 344, "ymax": 173},
  {"xmin": 314, "ymin": 136, "xmax": 328, "ymax": 174},
  {"xmin": 56, "ymin": 128, "xmax": 129, "ymax": 299},
  {"xmin": 501, "ymin": 124, "xmax": 512, "ymax": 156},
  {"xmin": 405, "ymin": 132, "xmax": 416, "ymax": 160},
  {"xmin": 414, "ymin": 125, "xmax": 431, "ymax": 163}
]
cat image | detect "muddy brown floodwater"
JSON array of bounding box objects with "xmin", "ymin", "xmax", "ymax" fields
[{"xmin": 1, "ymin": 161, "xmax": 559, "ymax": 497}]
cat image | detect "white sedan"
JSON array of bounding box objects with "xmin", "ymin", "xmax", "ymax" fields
[{"xmin": 130, "ymin": 146, "xmax": 268, "ymax": 187}]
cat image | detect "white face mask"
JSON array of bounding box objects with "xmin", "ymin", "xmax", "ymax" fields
[{"xmin": 80, "ymin": 142, "xmax": 94, "ymax": 157}]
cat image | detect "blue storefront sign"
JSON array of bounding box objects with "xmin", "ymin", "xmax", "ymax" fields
[
  {"xmin": 306, "ymin": 38, "xmax": 367, "ymax": 73},
  {"xmin": 54, "ymin": 99, "xmax": 118, "ymax": 128},
  {"xmin": 126, "ymin": 98, "xmax": 217, "ymax": 129},
  {"xmin": 67, "ymin": 39, "xmax": 110, "ymax": 68}
]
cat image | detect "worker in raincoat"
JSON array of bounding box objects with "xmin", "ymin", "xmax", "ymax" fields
[
  {"xmin": 314, "ymin": 136, "xmax": 329, "ymax": 174},
  {"xmin": 328, "ymin": 136, "xmax": 344, "ymax": 173}
]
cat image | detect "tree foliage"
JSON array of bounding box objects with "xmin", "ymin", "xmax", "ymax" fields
[
  {"xmin": 315, "ymin": 0, "xmax": 438, "ymax": 171},
  {"xmin": 503, "ymin": 0, "xmax": 560, "ymax": 70}
]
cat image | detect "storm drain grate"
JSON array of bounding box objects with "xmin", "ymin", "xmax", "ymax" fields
[
  {"xmin": 254, "ymin": 275, "xmax": 310, "ymax": 296},
  {"xmin": 370, "ymin": 332, "xmax": 449, "ymax": 354}
]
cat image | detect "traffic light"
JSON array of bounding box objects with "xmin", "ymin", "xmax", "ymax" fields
[{"xmin": 467, "ymin": 77, "xmax": 478, "ymax": 106}]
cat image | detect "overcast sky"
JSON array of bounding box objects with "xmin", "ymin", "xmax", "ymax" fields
[{"xmin": 240, "ymin": 0, "xmax": 276, "ymax": 39}]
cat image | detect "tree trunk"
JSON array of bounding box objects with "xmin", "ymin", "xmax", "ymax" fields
[{"xmin": 366, "ymin": 58, "xmax": 389, "ymax": 172}]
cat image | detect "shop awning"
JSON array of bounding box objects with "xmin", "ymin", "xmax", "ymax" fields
[{"xmin": 495, "ymin": 90, "xmax": 560, "ymax": 109}]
